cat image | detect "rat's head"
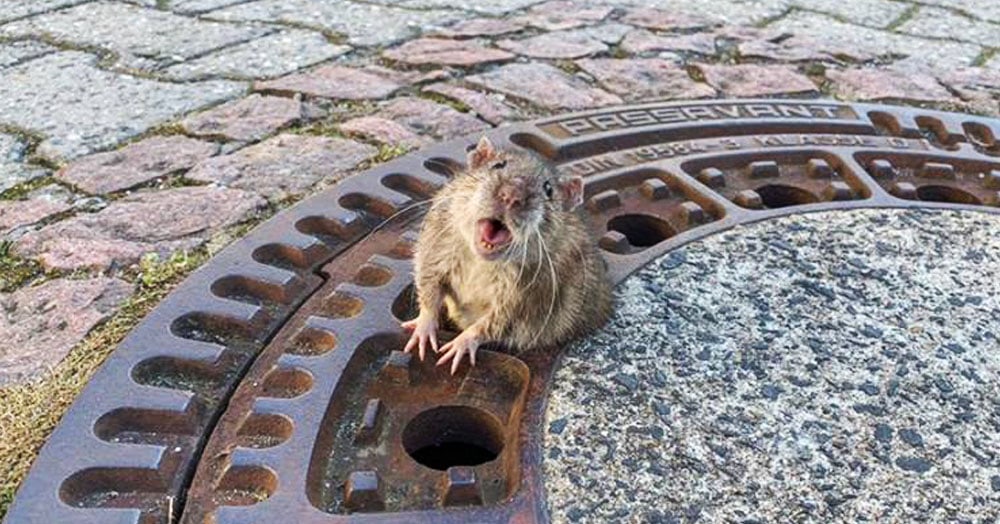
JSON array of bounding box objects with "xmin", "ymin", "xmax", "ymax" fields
[{"xmin": 451, "ymin": 136, "xmax": 584, "ymax": 262}]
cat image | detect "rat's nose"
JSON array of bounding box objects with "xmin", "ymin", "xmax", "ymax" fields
[{"xmin": 498, "ymin": 186, "xmax": 523, "ymax": 210}]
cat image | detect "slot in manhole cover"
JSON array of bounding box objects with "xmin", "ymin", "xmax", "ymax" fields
[{"xmin": 5, "ymin": 100, "xmax": 1000, "ymax": 524}]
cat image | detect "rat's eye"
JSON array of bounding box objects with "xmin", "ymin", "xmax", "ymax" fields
[
  {"xmin": 491, "ymin": 160, "xmax": 507, "ymax": 170},
  {"xmin": 542, "ymin": 180, "xmax": 554, "ymax": 199}
]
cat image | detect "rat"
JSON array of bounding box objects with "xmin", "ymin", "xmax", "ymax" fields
[{"xmin": 401, "ymin": 136, "xmax": 613, "ymax": 373}]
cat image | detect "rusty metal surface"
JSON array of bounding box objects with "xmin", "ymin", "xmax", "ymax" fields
[{"xmin": 4, "ymin": 100, "xmax": 1000, "ymax": 524}]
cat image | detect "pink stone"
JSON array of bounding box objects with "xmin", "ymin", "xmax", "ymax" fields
[
  {"xmin": 695, "ymin": 64, "xmax": 818, "ymax": 97},
  {"xmin": 498, "ymin": 30, "xmax": 607, "ymax": 59},
  {"xmin": 182, "ymin": 94, "xmax": 303, "ymax": 142},
  {"xmin": 0, "ymin": 197, "xmax": 70, "ymax": 235},
  {"xmin": 576, "ymin": 58, "xmax": 716, "ymax": 100},
  {"xmin": 186, "ymin": 134, "xmax": 376, "ymax": 202},
  {"xmin": 467, "ymin": 63, "xmax": 622, "ymax": 111},
  {"xmin": 516, "ymin": 1, "xmax": 613, "ymax": 30},
  {"xmin": 738, "ymin": 39, "xmax": 832, "ymax": 62},
  {"xmin": 0, "ymin": 277, "xmax": 132, "ymax": 384},
  {"xmin": 621, "ymin": 7, "xmax": 714, "ymax": 31},
  {"xmin": 374, "ymin": 98, "xmax": 488, "ymax": 140},
  {"xmin": 383, "ymin": 38, "xmax": 514, "ymax": 67},
  {"xmin": 938, "ymin": 67, "xmax": 1000, "ymax": 113},
  {"xmin": 423, "ymin": 83, "xmax": 519, "ymax": 125},
  {"xmin": 621, "ymin": 29, "xmax": 717, "ymax": 55},
  {"xmin": 827, "ymin": 68, "xmax": 956, "ymax": 103},
  {"xmin": 15, "ymin": 186, "xmax": 266, "ymax": 271},
  {"xmin": 55, "ymin": 135, "xmax": 218, "ymax": 195},
  {"xmin": 255, "ymin": 65, "xmax": 403, "ymax": 100},
  {"xmin": 339, "ymin": 116, "xmax": 429, "ymax": 149},
  {"xmin": 432, "ymin": 18, "xmax": 527, "ymax": 38}
]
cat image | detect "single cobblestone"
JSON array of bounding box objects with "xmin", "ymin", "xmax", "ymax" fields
[
  {"xmin": 0, "ymin": 277, "xmax": 132, "ymax": 385},
  {"xmin": 339, "ymin": 117, "xmax": 428, "ymax": 150},
  {"xmin": 0, "ymin": 40, "xmax": 56, "ymax": 69},
  {"xmin": 738, "ymin": 38, "xmax": 834, "ymax": 62},
  {"xmin": 255, "ymin": 65, "xmax": 403, "ymax": 100},
  {"xmin": 467, "ymin": 62, "xmax": 622, "ymax": 110},
  {"xmin": 770, "ymin": 11, "xmax": 982, "ymax": 69},
  {"xmin": 207, "ymin": 0, "xmax": 463, "ymax": 46},
  {"xmin": 514, "ymin": 1, "xmax": 613, "ymax": 30},
  {"xmin": 0, "ymin": 52, "xmax": 242, "ymax": 160},
  {"xmin": 576, "ymin": 58, "xmax": 716, "ymax": 100},
  {"xmin": 431, "ymin": 17, "xmax": 528, "ymax": 38},
  {"xmin": 56, "ymin": 135, "xmax": 219, "ymax": 194},
  {"xmin": 621, "ymin": 29, "xmax": 717, "ymax": 56},
  {"xmin": 423, "ymin": 83, "xmax": 519, "ymax": 125},
  {"xmin": 384, "ymin": 38, "xmax": 514, "ymax": 67},
  {"xmin": 1, "ymin": 2, "xmax": 267, "ymax": 70},
  {"xmin": 498, "ymin": 30, "xmax": 608, "ymax": 59},
  {"xmin": 161, "ymin": 30, "xmax": 351, "ymax": 80},
  {"xmin": 372, "ymin": 97, "xmax": 488, "ymax": 140},
  {"xmin": 898, "ymin": 6, "xmax": 1000, "ymax": 47},
  {"xmin": 619, "ymin": 6, "xmax": 714, "ymax": 31},
  {"xmin": 827, "ymin": 68, "xmax": 957, "ymax": 104},
  {"xmin": 181, "ymin": 94, "xmax": 303, "ymax": 142},
  {"xmin": 695, "ymin": 63, "xmax": 817, "ymax": 97},
  {"xmin": 185, "ymin": 134, "xmax": 376, "ymax": 202},
  {"xmin": 15, "ymin": 186, "xmax": 266, "ymax": 271}
]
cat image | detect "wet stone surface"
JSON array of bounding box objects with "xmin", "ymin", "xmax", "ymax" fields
[{"xmin": 545, "ymin": 209, "xmax": 1000, "ymax": 523}]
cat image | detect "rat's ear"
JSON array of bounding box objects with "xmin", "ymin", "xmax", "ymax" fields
[
  {"xmin": 467, "ymin": 136, "xmax": 497, "ymax": 170},
  {"xmin": 559, "ymin": 175, "xmax": 584, "ymax": 211}
]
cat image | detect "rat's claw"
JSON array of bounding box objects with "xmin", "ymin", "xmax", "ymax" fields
[
  {"xmin": 401, "ymin": 319, "xmax": 418, "ymax": 331},
  {"xmin": 436, "ymin": 332, "xmax": 479, "ymax": 375},
  {"xmin": 402, "ymin": 315, "xmax": 437, "ymax": 361}
]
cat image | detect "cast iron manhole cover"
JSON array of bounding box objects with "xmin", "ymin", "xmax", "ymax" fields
[{"xmin": 5, "ymin": 100, "xmax": 1000, "ymax": 524}]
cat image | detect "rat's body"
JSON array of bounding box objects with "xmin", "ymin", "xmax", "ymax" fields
[{"xmin": 403, "ymin": 137, "xmax": 612, "ymax": 372}]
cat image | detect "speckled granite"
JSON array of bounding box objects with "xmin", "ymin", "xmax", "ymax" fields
[{"xmin": 544, "ymin": 209, "xmax": 1000, "ymax": 523}]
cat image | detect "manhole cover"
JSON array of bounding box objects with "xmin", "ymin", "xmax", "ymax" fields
[{"xmin": 5, "ymin": 100, "xmax": 999, "ymax": 524}]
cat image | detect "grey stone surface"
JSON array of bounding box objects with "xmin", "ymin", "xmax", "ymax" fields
[
  {"xmin": 920, "ymin": 0, "xmax": 1000, "ymax": 23},
  {"xmin": 206, "ymin": 0, "xmax": 464, "ymax": 46},
  {"xmin": 0, "ymin": 40, "xmax": 56, "ymax": 69},
  {"xmin": 770, "ymin": 11, "xmax": 982, "ymax": 69},
  {"xmin": 1, "ymin": 2, "xmax": 268, "ymax": 69},
  {"xmin": 898, "ymin": 6, "xmax": 1000, "ymax": 47},
  {"xmin": 787, "ymin": 0, "xmax": 910, "ymax": 27},
  {"xmin": 545, "ymin": 209, "xmax": 1000, "ymax": 523},
  {"xmin": 170, "ymin": 0, "xmax": 250, "ymax": 14},
  {"xmin": 0, "ymin": 51, "xmax": 243, "ymax": 160},
  {"xmin": 0, "ymin": 0, "xmax": 88, "ymax": 24},
  {"xmin": 161, "ymin": 29, "xmax": 350, "ymax": 80}
]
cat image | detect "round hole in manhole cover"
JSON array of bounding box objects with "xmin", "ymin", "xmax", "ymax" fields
[
  {"xmin": 402, "ymin": 406, "xmax": 505, "ymax": 471},
  {"xmin": 5, "ymin": 100, "xmax": 1000, "ymax": 524}
]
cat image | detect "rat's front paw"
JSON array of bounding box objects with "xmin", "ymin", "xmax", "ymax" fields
[
  {"xmin": 436, "ymin": 330, "xmax": 480, "ymax": 375},
  {"xmin": 402, "ymin": 315, "xmax": 438, "ymax": 361}
]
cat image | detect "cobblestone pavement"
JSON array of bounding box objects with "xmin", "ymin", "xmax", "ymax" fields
[{"xmin": 0, "ymin": 0, "xmax": 998, "ymax": 517}]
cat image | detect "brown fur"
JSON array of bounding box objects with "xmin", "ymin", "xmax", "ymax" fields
[{"xmin": 410, "ymin": 138, "xmax": 612, "ymax": 355}]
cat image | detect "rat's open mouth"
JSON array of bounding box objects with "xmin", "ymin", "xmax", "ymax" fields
[{"xmin": 476, "ymin": 218, "xmax": 512, "ymax": 258}]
